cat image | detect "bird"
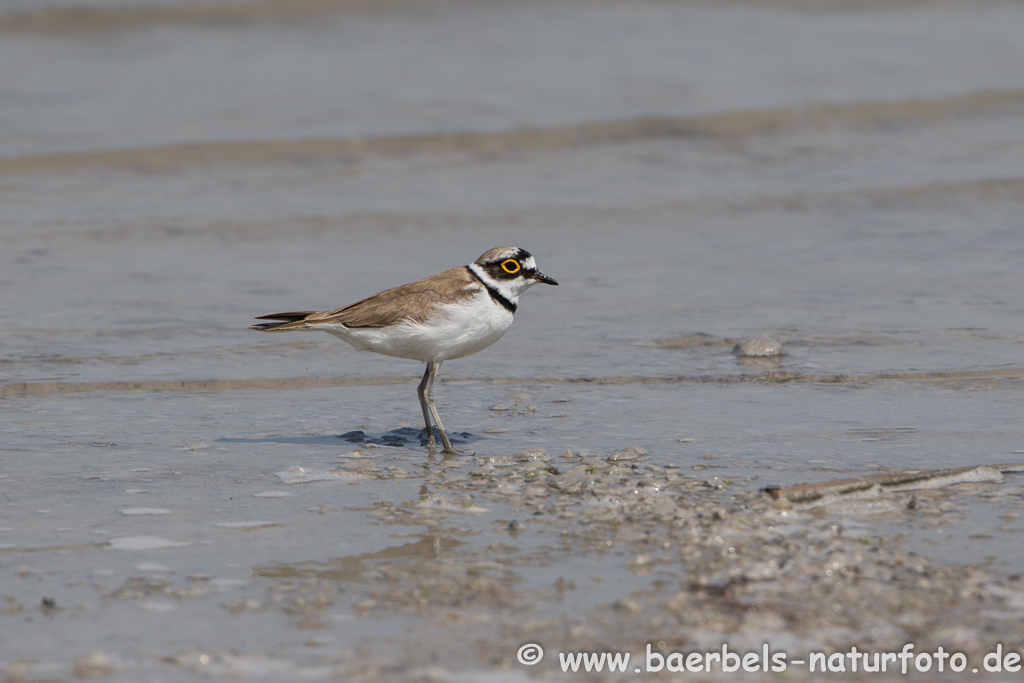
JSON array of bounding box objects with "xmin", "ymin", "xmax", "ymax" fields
[{"xmin": 250, "ymin": 247, "xmax": 558, "ymax": 453}]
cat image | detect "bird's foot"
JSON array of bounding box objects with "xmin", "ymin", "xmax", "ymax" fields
[{"xmin": 420, "ymin": 427, "xmax": 473, "ymax": 455}]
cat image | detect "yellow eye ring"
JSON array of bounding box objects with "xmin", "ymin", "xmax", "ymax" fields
[{"xmin": 500, "ymin": 259, "xmax": 521, "ymax": 274}]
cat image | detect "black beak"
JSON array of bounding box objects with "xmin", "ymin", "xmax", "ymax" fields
[{"xmin": 532, "ymin": 270, "xmax": 558, "ymax": 286}]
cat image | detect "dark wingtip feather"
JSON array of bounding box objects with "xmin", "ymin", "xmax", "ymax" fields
[
  {"xmin": 255, "ymin": 311, "xmax": 315, "ymax": 322},
  {"xmin": 250, "ymin": 311, "xmax": 317, "ymax": 332}
]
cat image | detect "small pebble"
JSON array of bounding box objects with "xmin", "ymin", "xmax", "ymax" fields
[
  {"xmin": 516, "ymin": 448, "xmax": 550, "ymax": 462},
  {"xmin": 614, "ymin": 597, "xmax": 644, "ymax": 613},
  {"xmin": 608, "ymin": 446, "xmax": 648, "ymax": 462},
  {"xmin": 732, "ymin": 337, "xmax": 783, "ymax": 357}
]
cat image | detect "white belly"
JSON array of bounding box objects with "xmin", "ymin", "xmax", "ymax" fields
[{"xmin": 319, "ymin": 293, "xmax": 514, "ymax": 363}]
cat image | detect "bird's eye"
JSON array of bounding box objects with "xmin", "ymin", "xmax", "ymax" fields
[{"xmin": 500, "ymin": 259, "xmax": 521, "ymax": 274}]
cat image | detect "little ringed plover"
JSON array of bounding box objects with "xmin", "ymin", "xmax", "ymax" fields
[{"xmin": 251, "ymin": 246, "xmax": 558, "ymax": 453}]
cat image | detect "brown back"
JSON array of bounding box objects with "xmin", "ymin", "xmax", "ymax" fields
[{"xmin": 301, "ymin": 266, "xmax": 479, "ymax": 328}]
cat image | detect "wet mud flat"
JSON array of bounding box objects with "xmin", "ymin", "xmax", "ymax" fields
[
  {"xmin": 4, "ymin": 393, "xmax": 1024, "ymax": 682},
  {"xmin": 255, "ymin": 449, "xmax": 1024, "ymax": 682}
]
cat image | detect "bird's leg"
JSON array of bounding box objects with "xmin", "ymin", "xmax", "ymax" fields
[
  {"xmin": 417, "ymin": 363, "xmax": 437, "ymax": 448},
  {"xmin": 421, "ymin": 361, "xmax": 459, "ymax": 453}
]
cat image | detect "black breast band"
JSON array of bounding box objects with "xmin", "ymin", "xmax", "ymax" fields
[{"xmin": 469, "ymin": 267, "xmax": 517, "ymax": 314}]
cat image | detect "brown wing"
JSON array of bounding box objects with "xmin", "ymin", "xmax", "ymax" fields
[{"xmin": 250, "ymin": 266, "xmax": 479, "ymax": 331}]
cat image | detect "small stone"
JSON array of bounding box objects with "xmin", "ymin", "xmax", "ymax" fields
[
  {"xmin": 614, "ymin": 596, "xmax": 644, "ymax": 613},
  {"xmin": 608, "ymin": 446, "xmax": 649, "ymax": 462},
  {"xmin": 733, "ymin": 337, "xmax": 783, "ymax": 357},
  {"xmin": 516, "ymin": 448, "xmax": 551, "ymax": 462},
  {"xmin": 490, "ymin": 403, "xmax": 510, "ymax": 411}
]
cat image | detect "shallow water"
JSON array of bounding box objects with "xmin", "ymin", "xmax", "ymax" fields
[{"xmin": 3, "ymin": 0, "xmax": 1024, "ymax": 679}]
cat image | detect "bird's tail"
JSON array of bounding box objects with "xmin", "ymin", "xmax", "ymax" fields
[{"xmin": 249, "ymin": 311, "xmax": 316, "ymax": 332}]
